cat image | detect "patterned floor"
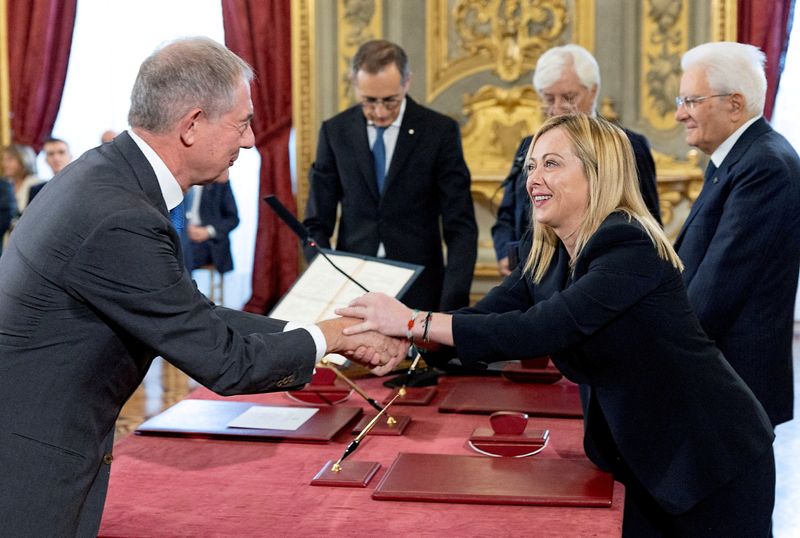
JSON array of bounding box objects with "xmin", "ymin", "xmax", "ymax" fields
[{"xmin": 116, "ymin": 329, "xmax": 800, "ymax": 536}]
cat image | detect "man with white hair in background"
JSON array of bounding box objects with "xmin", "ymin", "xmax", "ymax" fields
[
  {"xmin": 492, "ymin": 44, "xmax": 661, "ymax": 275},
  {"xmin": 675, "ymin": 41, "xmax": 800, "ymax": 428}
]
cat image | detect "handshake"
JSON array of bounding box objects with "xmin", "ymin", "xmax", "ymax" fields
[
  {"xmin": 317, "ymin": 292, "xmax": 449, "ymax": 376},
  {"xmin": 316, "ymin": 315, "xmax": 409, "ymax": 376}
]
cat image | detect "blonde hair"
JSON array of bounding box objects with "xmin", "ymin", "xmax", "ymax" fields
[{"xmin": 523, "ymin": 114, "xmax": 682, "ymax": 282}]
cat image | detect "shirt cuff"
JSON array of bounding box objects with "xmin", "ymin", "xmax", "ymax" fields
[
  {"xmin": 284, "ymin": 321, "xmax": 326, "ymax": 362},
  {"xmin": 206, "ymin": 225, "xmax": 217, "ymax": 238}
]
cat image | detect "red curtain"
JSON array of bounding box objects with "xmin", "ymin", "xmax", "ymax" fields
[
  {"xmin": 221, "ymin": 0, "xmax": 297, "ymax": 314},
  {"xmin": 7, "ymin": 0, "xmax": 76, "ymax": 151},
  {"xmin": 738, "ymin": 0, "xmax": 795, "ymax": 120}
]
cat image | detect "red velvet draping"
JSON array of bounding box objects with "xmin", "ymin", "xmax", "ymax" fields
[
  {"xmin": 6, "ymin": 0, "xmax": 76, "ymax": 151},
  {"xmin": 222, "ymin": 0, "xmax": 297, "ymax": 313},
  {"xmin": 738, "ymin": 0, "xmax": 795, "ymax": 120}
]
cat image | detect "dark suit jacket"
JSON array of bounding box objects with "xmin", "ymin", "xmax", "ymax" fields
[
  {"xmin": 492, "ymin": 128, "xmax": 660, "ymax": 263},
  {"xmin": 0, "ymin": 132, "xmax": 317, "ymax": 536},
  {"xmin": 0, "ymin": 178, "xmax": 15, "ymax": 254},
  {"xmin": 675, "ymin": 117, "xmax": 800, "ymax": 426},
  {"xmin": 188, "ymin": 181, "xmax": 240, "ymax": 273},
  {"xmin": 303, "ymin": 97, "xmax": 478, "ymax": 311},
  {"xmin": 451, "ymin": 213, "xmax": 773, "ymax": 515}
]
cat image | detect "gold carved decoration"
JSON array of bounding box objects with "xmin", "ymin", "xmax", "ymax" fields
[
  {"xmin": 640, "ymin": 0, "xmax": 688, "ymax": 131},
  {"xmin": 427, "ymin": 0, "xmax": 595, "ymax": 101},
  {"xmin": 461, "ymin": 85, "xmax": 543, "ymax": 190},
  {"xmin": 652, "ymin": 148, "xmax": 703, "ymax": 238},
  {"xmin": 291, "ymin": 0, "xmax": 317, "ymax": 219},
  {"xmin": 337, "ymin": 0, "xmax": 383, "ymax": 111},
  {"xmin": 711, "ymin": 0, "xmax": 737, "ymax": 42}
]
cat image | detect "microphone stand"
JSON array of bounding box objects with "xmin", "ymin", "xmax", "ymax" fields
[{"xmin": 264, "ymin": 195, "xmax": 367, "ymax": 293}]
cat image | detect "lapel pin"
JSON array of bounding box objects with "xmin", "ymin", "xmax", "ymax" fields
[
  {"xmin": 408, "ymin": 128, "xmax": 415, "ymax": 135},
  {"xmin": 713, "ymin": 177, "xmax": 718, "ymax": 184}
]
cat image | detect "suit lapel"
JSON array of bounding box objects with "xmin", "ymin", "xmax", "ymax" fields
[
  {"xmin": 344, "ymin": 108, "xmax": 380, "ymax": 202},
  {"xmin": 383, "ymin": 97, "xmax": 422, "ymax": 194},
  {"xmin": 675, "ymin": 118, "xmax": 770, "ymax": 248}
]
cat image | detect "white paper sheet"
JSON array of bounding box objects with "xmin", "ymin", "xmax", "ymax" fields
[{"xmin": 227, "ymin": 405, "xmax": 319, "ymax": 431}]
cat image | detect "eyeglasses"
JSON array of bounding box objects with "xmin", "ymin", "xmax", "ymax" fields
[
  {"xmin": 359, "ymin": 95, "xmax": 403, "ymax": 110},
  {"xmin": 674, "ymin": 93, "xmax": 733, "ymax": 110}
]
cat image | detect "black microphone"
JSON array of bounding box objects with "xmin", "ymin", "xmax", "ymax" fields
[
  {"xmin": 263, "ymin": 195, "xmax": 369, "ymax": 293},
  {"xmin": 264, "ymin": 195, "xmax": 312, "ymax": 245}
]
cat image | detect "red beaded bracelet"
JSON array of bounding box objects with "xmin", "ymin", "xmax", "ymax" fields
[{"xmin": 406, "ymin": 309, "xmax": 420, "ymax": 342}]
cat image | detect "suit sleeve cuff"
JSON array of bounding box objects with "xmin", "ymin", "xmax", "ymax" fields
[{"xmin": 284, "ymin": 321, "xmax": 326, "ymax": 362}]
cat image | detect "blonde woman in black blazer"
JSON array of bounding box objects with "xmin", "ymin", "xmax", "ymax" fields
[{"xmin": 339, "ymin": 114, "xmax": 775, "ymax": 537}]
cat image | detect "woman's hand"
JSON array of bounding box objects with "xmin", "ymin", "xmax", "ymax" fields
[{"xmin": 335, "ymin": 292, "xmax": 411, "ymax": 337}]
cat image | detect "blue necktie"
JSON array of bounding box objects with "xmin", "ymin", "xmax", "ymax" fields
[
  {"xmin": 373, "ymin": 126, "xmax": 387, "ymax": 194},
  {"xmin": 170, "ymin": 201, "xmax": 186, "ymax": 234},
  {"xmin": 183, "ymin": 187, "xmax": 195, "ymax": 224}
]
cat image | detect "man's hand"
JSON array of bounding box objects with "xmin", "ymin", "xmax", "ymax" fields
[
  {"xmin": 187, "ymin": 224, "xmax": 211, "ymax": 242},
  {"xmin": 316, "ymin": 317, "xmax": 408, "ymax": 375}
]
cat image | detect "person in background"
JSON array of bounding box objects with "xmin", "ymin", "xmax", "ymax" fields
[
  {"xmin": 29, "ymin": 137, "xmax": 74, "ymax": 204},
  {"xmin": 2, "ymin": 143, "xmax": 43, "ymax": 215},
  {"xmin": 303, "ymin": 39, "xmax": 478, "ymax": 311},
  {"xmin": 0, "ymin": 178, "xmax": 16, "ymax": 256},
  {"xmin": 339, "ymin": 114, "xmax": 775, "ymax": 537},
  {"xmin": 101, "ymin": 129, "xmax": 118, "ymax": 144},
  {"xmin": 0, "ymin": 37, "xmax": 406, "ymax": 536},
  {"xmin": 492, "ymin": 44, "xmax": 660, "ymax": 275},
  {"xmin": 43, "ymin": 137, "xmax": 73, "ymax": 176},
  {"xmin": 182, "ymin": 173, "xmax": 239, "ymax": 275},
  {"xmin": 674, "ymin": 42, "xmax": 800, "ymax": 427}
]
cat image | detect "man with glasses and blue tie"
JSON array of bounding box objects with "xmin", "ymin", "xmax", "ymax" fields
[
  {"xmin": 674, "ymin": 41, "xmax": 800, "ymax": 427},
  {"xmin": 304, "ymin": 40, "xmax": 478, "ymax": 312}
]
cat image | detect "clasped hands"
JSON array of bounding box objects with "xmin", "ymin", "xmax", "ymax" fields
[{"xmin": 317, "ymin": 313, "xmax": 407, "ymax": 376}]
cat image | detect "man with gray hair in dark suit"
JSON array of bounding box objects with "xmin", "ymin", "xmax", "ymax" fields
[{"xmin": 0, "ymin": 37, "xmax": 405, "ymax": 536}]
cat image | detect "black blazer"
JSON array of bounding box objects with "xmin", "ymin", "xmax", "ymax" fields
[
  {"xmin": 0, "ymin": 178, "xmax": 15, "ymax": 253},
  {"xmin": 452, "ymin": 213, "xmax": 773, "ymax": 515},
  {"xmin": 675, "ymin": 117, "xmax": 800, "ymax": 426},
  {"xmin": 188, "ymin": 181, "xmax": 239, "ymax": 273},
  {"xmin": 492, "ymin": 128, "xmax": 660, "ymax": 263},
  {"xmin": 0, "ymin": 132, "xmax": 317, "ymax": 536},
  {"xmin": 303, "ymin": 97, "xmax": 478, "ymax": 311}
]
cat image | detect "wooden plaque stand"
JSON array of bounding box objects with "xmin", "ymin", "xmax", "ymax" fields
[
  {"xmin": 310, "ymin": 460, "xmax": 381, "ymax": 487},
  {"xmin": 352, "ymin": 414, "xmax": 411, "ymax": 436}
]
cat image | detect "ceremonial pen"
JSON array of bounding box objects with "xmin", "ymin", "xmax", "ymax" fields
[
  {"xmin": 397, "ymin": 349, "xmax": 423, "ymax": 397},
  {"xmin": 331, "ymin": 392, "xmax": 401, "ymax": 472},
  {"xmin": 318, "ymin": 358, "xmax": 396, "ymax": 425}
]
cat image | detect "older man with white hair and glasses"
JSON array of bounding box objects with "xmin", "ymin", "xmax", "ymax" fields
[
  {"xmin": 492, "ymin": 44, "xmax": 661, "ymax": 275},
  {"xmin": 674, "ymin": 41, "xmax": 800, "ymax": 428}
]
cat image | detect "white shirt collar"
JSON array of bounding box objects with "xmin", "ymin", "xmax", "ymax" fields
[
  {"xmin": 710, "ymin": 115, "xmax": 761, "ymax": 167},
  {"xmin": 368, "ymin": 97, "xmax": 407, "ymax": 129},
  {"xmin": 127, "ymin": 129, "xmax": 184, "ymax": 211}
]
